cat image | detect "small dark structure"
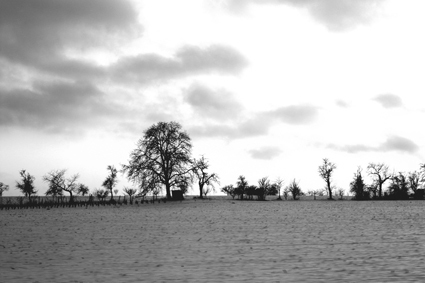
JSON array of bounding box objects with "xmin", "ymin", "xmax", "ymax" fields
[{"xmin": 172, "ymin": 190, "xmax": 184, "ymax": 200}]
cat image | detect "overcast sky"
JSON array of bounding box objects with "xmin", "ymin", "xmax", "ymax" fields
[{"xmin": 1, "ymin": 0, "xmax": 425, "ymax": 196}]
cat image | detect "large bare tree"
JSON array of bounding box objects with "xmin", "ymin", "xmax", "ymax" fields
[
  {"xmin": 367, "ymin": 163, "xmax": 391, "ymax": 199},
  {"xmin": 192, "ymin": 156, "xmax": 219, "ymax": 198},
  {"xmin": 43, "ymin": 170, "xmax": 79, "ymax": 203},
  {"xmin": 318, "ymin": 158, "xmax": 336, "ymax": 200},
  {"xmin": 122, "ymin": 121, "xmax": 193, "ymax": 200}
]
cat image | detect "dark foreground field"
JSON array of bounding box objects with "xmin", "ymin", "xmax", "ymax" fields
[{"xmin": 1, "ymin": 198, "xmax": 425, "ymax": 282}]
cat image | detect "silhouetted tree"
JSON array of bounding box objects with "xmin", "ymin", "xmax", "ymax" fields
[
  {"xmin": 122, "ymin": 121, "xmax": 193, "ymax": 200},
  {"xmin": 221, "ymin": 185, "xmax": 236, "ymax": 199},
  {"xmin": 408, "ymin": 171, "xmax": 420, "ymax": 194},
  {"xmin": 367, "ymin": 163, "xmax": 391, "ymax": 199},
  {"xmin": 16, "ymin": 170, "xmax": 37, "ymax": 202},
  {"xmin": 287, "ymin": 179, "xmax": 303, "ymax": 200},
  {"xmin": 123, "ymin": 187, "xmax": 137, "ymax": 203},
  {"xmin": 318, "ymin": 158, "xmax": 337, "ymax": 200},
  {"xmin": 45, "ymin": 182, "xmax": 63, "ymax": 201},
  {"xmin": 77, "ymin": 184, "xmax": 89, "ymax": 197},
  {"xmin": 0, "ymin": 182, "xmax": 9, "ymax": 205},
  {"xmin": 274, "ymin": 178, "xmax": 284, "ymax": 200},
  {"xmin": 337, "ymin": 188, "xmax": 345, "ymax": 200},
  {"xmin": 43, "ymin": 170, "xmax": 79, "ymax": 203},
  {"xmin": 388, "ymin": 172, "xmax": 409, "ymax": 200},
  {"xmin": 236, "ymin": 175, "xmax": 248, "ymax": 200},
  {"xmin": 203, "ymin": 185, "xmax": 215, "ymax": 198},
  {"xmin": 307, "ymin": 189, "xmax": 324, "ymax": 200},
  {"xmin": 102, "ymin": 165, "xmax": 118, "ymax": 201},
  {"xmin": 95, "ymin": 189, "xmax": 109, "ymax": 202},
  {"xmin": 192, "ymin": 156, "xmax": 219, "ymax": 199},
  {"xmin": 0, "ymin": 182, "xmax": 9, "ymax": 197},
  {"xmin": 350, "ymin": 168, "xmax": 368, "ymax": 200},
  {"xmin": 257, "ymin": 177, "xmax": 271, "ymax": 201}
]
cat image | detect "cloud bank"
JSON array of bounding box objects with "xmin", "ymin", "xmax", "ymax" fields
[
  {"xmin": 328, "ymin": 135, "xmax": 419, "ymax": 154},
  {"xmin": 227, "ymin": 0, "xmax": 385, "ymax": 31}
]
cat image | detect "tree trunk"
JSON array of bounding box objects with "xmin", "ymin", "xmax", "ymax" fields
[
  {"xmin": 165, "ymin": 182, "xmax": 172, "ymax": 200},
  {"xmin": 327, "ymin": 180, "xmax": 333, "ymax": 199},
  {"xmin": 199, "ymin": 183, "xmax": 204, "ymax": 199}
]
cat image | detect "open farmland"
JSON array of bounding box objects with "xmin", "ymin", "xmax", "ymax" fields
[{"xmin": 1, "ymin": 199, "xmax": 425, "ymax": 282}]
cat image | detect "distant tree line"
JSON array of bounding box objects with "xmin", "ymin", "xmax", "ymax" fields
[{"xmin": 1, "ymin": 122, "xmax": 425, "ymax": 209}]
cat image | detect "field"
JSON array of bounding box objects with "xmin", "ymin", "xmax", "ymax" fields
[{"xmin": 1, "ymin": 198, "xmax": 425, "ymax": 282}]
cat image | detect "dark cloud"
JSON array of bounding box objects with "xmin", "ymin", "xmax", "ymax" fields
[
  {"xmin": 112, "ymin": 45, "xmax": 248, "ymax": 84},
  {"xmin": 328, "ymin": 135, "xmax": 419, "ymax": 154},
  {"xmin": 373, "ymin": 94, "xmax": 403, "ymax": 108},
  {"xmin": 381, "ymin": 135, "xmax": 419, "ymax": 153},
  {"xmin": 184, "ymin": 84, "xmax": 243, "ymax": 120},
  {"xmin": 270, "ymin": 104, "xmax": 319, "ymax": 125},
  {"xmin": 227, "ymin": 0, "xmax": 384, "ymax": 31},
  {"xmin": 0, "ymin": 0, "xmax": 139, "ymax": 77},
  {"xmin": 248, "ymin": 146, "xmax": 282, "ymax": 160},
  {"xmin": 0, "ymin": 81, "xmax": 123, "ymax": 133}
]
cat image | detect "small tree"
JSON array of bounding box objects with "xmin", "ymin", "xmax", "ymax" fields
[
  {"xmin": 16, "ymin": 170, "xmax": 37, "ymax": 202},
  {"xmin": 203, "ymin": 185, "xmax": 215, "ymax": 198},
  {"xmin": 337, "ymin": 188, "xmax": 345, "ymax": 200},
  {"xmin": 43, "ymin": 170, "xmax": 79, "ymax": 203},
  {"xmin": 367, "ymin": 163, "xmax": 391, "ymax": 199},
  {"xmin": 221, "ymin": 185, "xmax": 236, "ymax": 199},
  {"xmin": 274, "ymin": 178, "xmax": 284, "ymax": 200},
  {"xmin": 102, "ymin": 165, "xmax": 118, "ymax": 201},
  {"xmin": 408, "ymin": 171, "xmax": 420, "ymax": 194},
  {"xmin": 388, "ymin": 172, "xmax": 409, "ymax": 200},
  {"xmin": 287, "ymin": 179, "xmax": 303, "ymax": 200},
  {"xmin": 0, "ymin": 182, "xmax": 10, "ymax": 197},
  {"xmin": 192, "ymin": 156, "xmax": 219, "ymax": 199},
  {"xmin": 0, "ymin": 182, "xmax": 9, "ymax": 204},
  {"xmin": 318, "ymin": 158, "xmax": 336, "ymax": 200},
  {"xmin": 77, "ymin": 184, "xmax": 89, "ymax": 197},
  {"xmin": 236, "ymin": 175, "xmax": 248, "ymax": 200},
  {"xmin": 257, "ymin": 177, "xmax": 271, "ymax": 201},
  {"xmin": 45, "ymin": 183, "xmax": 63, "ymax": 202},
  {"xmin": 307, "ymin": 189, "xmax": 324, "ymax": 200},
  {"xmin": 95, "ymin": 189, "xmax": 109, "ymax": 202},
  {"xmin": 123, "ymin": 187, "xmax": 137, "ymax": 203},
  {"xmin": 350, "ymin": 168, "xmax": 368, "ymax": 200}
]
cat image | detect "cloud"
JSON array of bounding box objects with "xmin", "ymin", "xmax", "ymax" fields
[
  {"xmin": 0, "ymin": 81, "xmax": 124, "ymax": 133},
  {"xmin": 373, "ymin": 94, "xmax": 403, "ymax": 108},
  {"xmin": 336, "ymin": 100, "xmax": 349, "ymax": 108},
  {"xmin": 328, "ymin": 135, "xmax": 419, "ymax": 154},
  {"xmin": 184, "ymin": 84, "xmax": 243, "ymax": 120},
  {"xmin": 189, "ymin": 117, "xmax": 270, "ymax": 139},
  {"xmin": 190, "ymin": 103, "xmax": 319, "ymax": 139},
  {"xmin": 381, "ymin": 135, "xmax": 419, "ymax": 153},
  {"xmin": 0, "ymin": 0, "xmax": 139, "ymax": 77},
  {"xmin": 248, "ymin": 146, "xmax": 282, "ymax": 160},
  {"xmin": 112, "ymin": 45, "xmax": 248, "ymax": 84},
  {"xmin": 227, "ymin": 0, "xmax": 384, "ymax": 31},
  {"xmin": 270, "ymin": 104, "xmax": 319, "ymax": 125}
]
